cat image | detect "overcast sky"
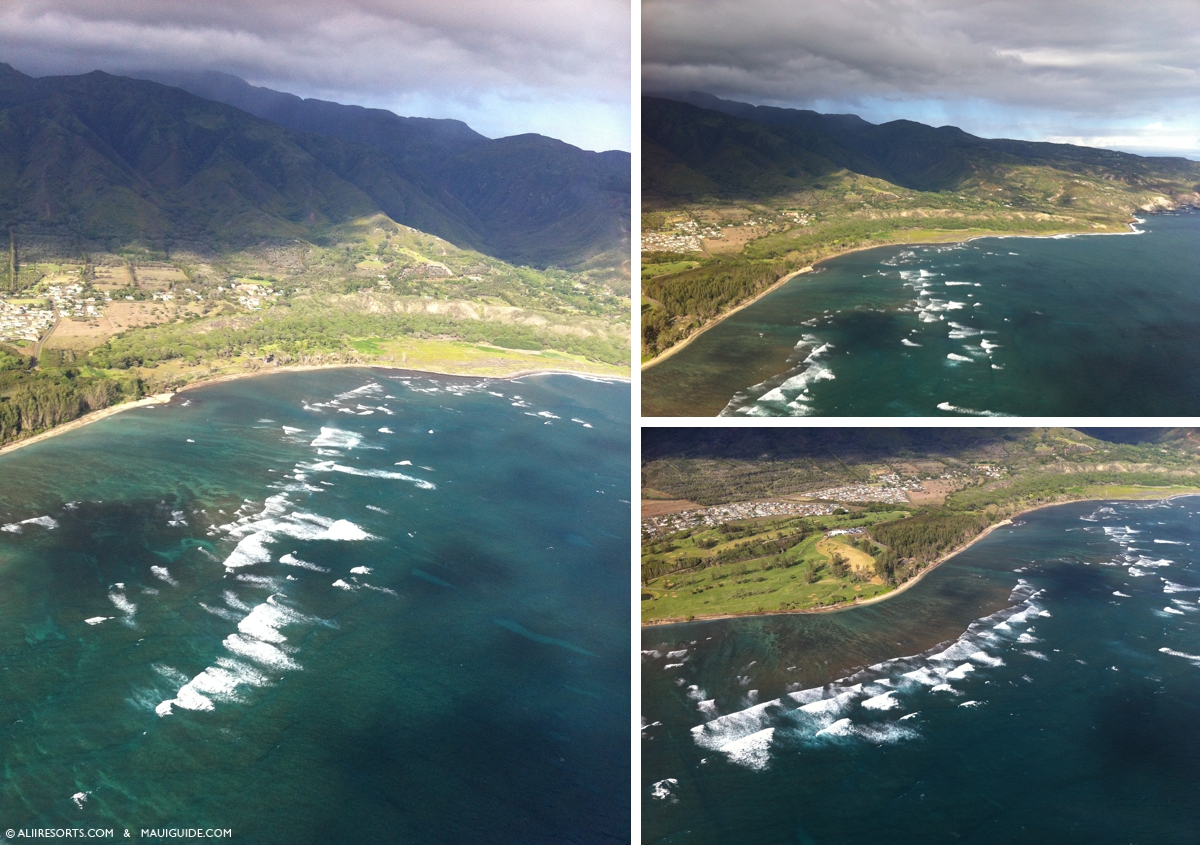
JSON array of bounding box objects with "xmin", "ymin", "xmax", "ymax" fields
[
  {"xmin": 644, "ymin": 0, "xmax": 1200, "ymax": 158},
  {"xmin": 0, "ymin": 0, "xmax": 631, "ymax": 152}
]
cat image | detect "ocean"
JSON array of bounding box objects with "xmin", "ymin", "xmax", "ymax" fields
[
  {"xmin": 0, "ymin": 368, "xmax": 630, "ymax": 844},
  {"xmin": 642, "ymin": 211, "xmax": 1200, "ymax": 417},
  {"xmin": 642, "ymin": 498, "xmax": 1200, "ymax": 844}
]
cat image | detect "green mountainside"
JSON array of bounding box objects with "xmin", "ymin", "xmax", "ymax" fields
[
  {"xmin": 137, "ymin": 70, "xmax": 631, "ymax": 269},
  {"xmin": 0, "ymin": 66, "xmax": 458, "ymax": 251},
  {"xmin": 640, "ymin": 428, "xmax": 1200, "ymax": 622},
  {"xmin": 640, "ymin": 94, "xmax": 1200, "ymax": 360},
  {"xmin": 644, "ymin": 93, "xmax": 1200, "ymax": 205},
  {"xmin": 0, "ymin": 64, "xmax": 630, "ymax": 271}
]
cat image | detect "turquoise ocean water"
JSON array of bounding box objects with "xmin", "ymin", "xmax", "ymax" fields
[
  {"xmin": 642, "ymin": 211, "xmax": 1200, "ymax": 417},
  {"xmin": 643, "ymin": 498, "xmax": 1200, "ymax": 844},
  {"xmin": 0, "ymin": 368, "xmax": 630, "ymax": 843}
]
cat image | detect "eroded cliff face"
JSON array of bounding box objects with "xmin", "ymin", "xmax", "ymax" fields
[{"xmin": 1138, "ymin": 191, "xmax": 1200, "ymax": 212}]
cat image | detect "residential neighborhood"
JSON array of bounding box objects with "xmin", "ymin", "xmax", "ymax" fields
[
  {"xmin": 0, "ymin": 297, "xmax": 54, "ymax": 344},
  {"xmin": 800, "ymin": 483, "xmax": 913, "ymax": 505},
  {"xmin": 642, "ymin": 500, "xmax": 838, "ymax": 539},
  {"xmin": 642, "ymin": 219, "xmax": 723, "ymax": 253}
]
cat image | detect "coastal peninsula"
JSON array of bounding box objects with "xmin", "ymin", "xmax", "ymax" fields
[{"xmin": 641, "ymin": 427, "xmax": 1200, "ymax": 624}]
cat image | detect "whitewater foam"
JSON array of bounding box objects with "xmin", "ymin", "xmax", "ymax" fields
[{"xmin": 683, "ymin": 580, "xmax": 1041, "ymax": 770}]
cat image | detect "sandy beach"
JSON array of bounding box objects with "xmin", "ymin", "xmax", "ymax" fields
[
  {"xmin": 0, "ymin": 393, "xmax": 176, "ymax": 459},
  {"xmin": 0, "ymin": 362, "xmax": 628, "ymax": 461},
  {"xmin": 641, "ymin": 267, "xmax": 811, "ymax": 371}
]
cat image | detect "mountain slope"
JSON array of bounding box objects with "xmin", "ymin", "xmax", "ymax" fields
[
  {"xmin": 644, "ymin": 93, "xmax": 1200, "ymax": 202},
  {"xmin": 0, "ymin": 65, "xmax": 629, "ymax": 270},
  {"xmin": 0, "ymin": 64, "xmax": 485, "ymax": 251},
  {"xmin": 137, "ymin": 70, "xmax": 630, "ymax": 268}
]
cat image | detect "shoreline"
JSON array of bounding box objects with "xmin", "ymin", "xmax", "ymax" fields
[
  {"xmin": 170, "ymin": 361, "xmax": 630, "ymax": 398},
  {"xmin": 0, "ymin": 392, "xmax": 176, "ymax": 459},
  {"xmin": 641, "ymin": 491, "xmax": 1194, "ymax": 627},
  {"xmin": 640, "ymin": 219, "xmax": 1139, "ymax": 370},
  {"xmin": 641, "ymin": 267, "xmax": 811, "ymax": 370},
  {"xmin": 0, "ymin": 362, "xmax": 629, "ymax": 460}
]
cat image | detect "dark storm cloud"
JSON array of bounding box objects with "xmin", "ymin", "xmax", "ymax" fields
[
  {"xmin": 643, "ymin": 0, "xmax": 1200, "ymax": 149},
  {"xmin": 0, "ymin": 0, "xmax": 631, "ymax": 150}
]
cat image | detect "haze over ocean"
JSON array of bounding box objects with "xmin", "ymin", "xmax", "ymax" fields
[
  {"xmin": 0, "ymin": 368, "xmax": 630, "ymax": 843},
  {"xmin": 643, "ymin": 498, "xmax": 1200, "ymax": 844},
  {"xmin": 643, "ymin": 211, "xmax": 1200, "ymax": 417}
]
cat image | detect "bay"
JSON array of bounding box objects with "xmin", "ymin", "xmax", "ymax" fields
[
  {"xmin": 642, "ymin": 498, "xmax": 1200, "ymax": 844},
  {"xmin": 642, "ymin": 211, "xmax": 1200, "ymax": 417},
  {"xmin": 0, "ymin": 368, "xmax": 630, "ymax": 844}
]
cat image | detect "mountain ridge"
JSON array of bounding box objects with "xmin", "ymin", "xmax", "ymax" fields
[
  {"xmin": 0, "ymin": 64, "xmax": 629, "ymax": 270},
  {"xmin": 134, "ymin": 69, "xmax": 630, "ymax": 268},
  {"xmin": 643, "ymin": 92, "xmax": 1200, "ymax": 202}
]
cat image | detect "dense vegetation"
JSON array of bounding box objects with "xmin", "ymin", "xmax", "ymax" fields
[
  {"xmin": 0, "ymin": 353, "xmax": 142, "ymax": 444},
  {"xmin": 642, "ymin": 259, "xmax": 794, "ymax": 355},
  {"xmin": 869, "ymin": 510, "xmax": 992, "ymax": 582}
]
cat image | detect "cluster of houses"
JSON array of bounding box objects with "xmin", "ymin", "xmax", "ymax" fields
[
  {"xmin": 801, "ymin": 483, "xmax": 913, "ymax": 505},
  {"xmin": 642, "ymin": 461, "xmax": 1012, "ymax": 542},
  {"xmin": 1, "ymin": 274, "xmax": 103, "ymax": 345},
  {"xmin": 642, "ymin": 500, "xmax": 839, "ymax": 539},
  {"xmin": 208, "ymin": 281, "xmax": 281, "ymax": 311},
  {"xmin": 874, "ymin": 471, "xmax": 926, "ymax": 489},
  {"xmin": 642, "ymin": 219, "xmax": 723, "ymax": 253},
  {"xmin": 45, "ymin": 281, "xmax": 101, "ymax": 319},
  {"xmin": 0, "ymin": 298, "xmax": 54, "ymax": 344}
]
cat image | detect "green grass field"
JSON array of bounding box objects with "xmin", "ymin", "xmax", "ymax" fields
[
  {"xmin": 642, "ymin": 511, "xmax": 907, "ymax": 622},
  {"xmin": 642, "ymin": 260, "xmax": 699, "ymax": 281}
]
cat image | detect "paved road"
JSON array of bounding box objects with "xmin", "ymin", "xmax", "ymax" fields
[{"xmin": 31, "ymin": 312, "xmax": 61, "ymax": 364}]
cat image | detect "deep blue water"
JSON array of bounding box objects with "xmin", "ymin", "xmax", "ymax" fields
[
  {"xmin": 642, "ymin": 211, "xmax": 1200, "ymax": 416},
  {"xmin": 642, "ymin": 498, "xmax": 1200, "ymax": 844},
  {"xmin": 0, "ymin": 368, "xmax": 630, "ymax": 844}
]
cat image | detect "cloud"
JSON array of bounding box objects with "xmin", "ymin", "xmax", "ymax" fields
[
  {"xmin": 0, "ymin": 0, "xmax": 631, "ymax": 151},
  {"xmin": 643, "ymin": 0, "xmax": 1200, "ymax": 151}
]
